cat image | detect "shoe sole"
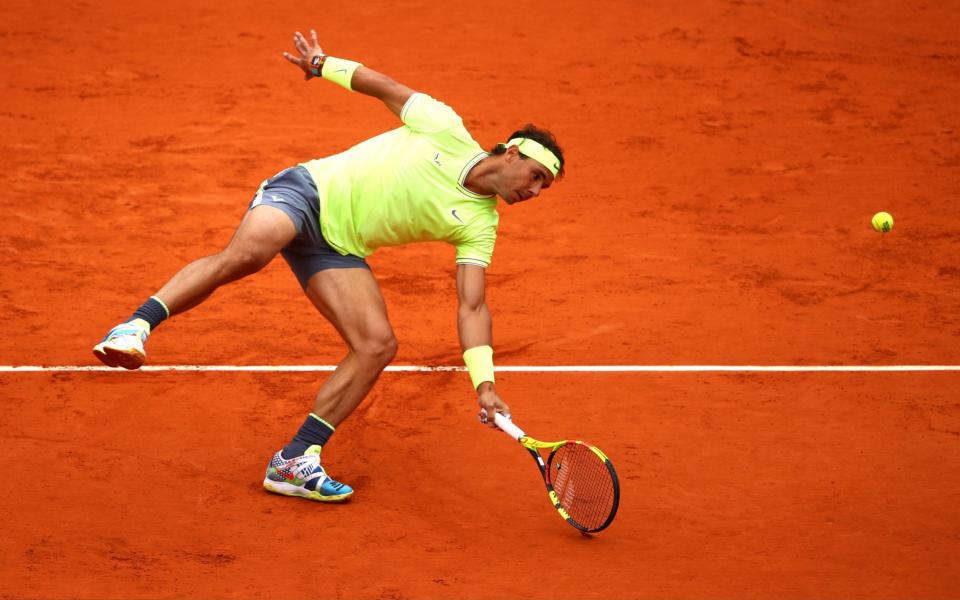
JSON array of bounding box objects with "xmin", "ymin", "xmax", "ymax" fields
[
  {"xmin": 92, "ymin": 343, "xmax": 145, "ymax": 370},
  {"xmin": 263, "ymin": 479, "xmax": 353, "ymax": 503}
]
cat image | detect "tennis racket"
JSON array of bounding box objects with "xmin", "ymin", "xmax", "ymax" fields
[{"xmin": 493, "ymin": 413, "xmax": 620, "ymax": 533}]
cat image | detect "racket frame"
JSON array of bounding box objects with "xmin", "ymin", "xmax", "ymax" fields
[{"xmin": 494, "ymin": 413, "xmax": 620, "ymax": 533}]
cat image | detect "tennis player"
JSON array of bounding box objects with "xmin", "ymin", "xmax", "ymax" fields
[{"xmin": 92, "ymin": 30, "xmax": 565, "ymax": 502}]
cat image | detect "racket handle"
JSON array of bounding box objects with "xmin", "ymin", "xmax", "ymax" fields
[{"xmin": 494, "ymin": 412, "xmax": 526, "ymax": 441}]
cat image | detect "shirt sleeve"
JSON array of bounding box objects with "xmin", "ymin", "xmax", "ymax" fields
[
  {"xmin": 400, "ymin": 93, "xmax": 463, "ymax": 134},
  {"xmin": 454, "ymin": 220, "xmax": 497, "ymax": 268}
]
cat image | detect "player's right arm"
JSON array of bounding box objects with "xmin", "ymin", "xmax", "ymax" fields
[{"xmin": 283, "ymin": 29, "xmax": 415, "ymax": 118}]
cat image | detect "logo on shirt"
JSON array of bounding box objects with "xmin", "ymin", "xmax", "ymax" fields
[
  {"xmin": 432, "ymin": 152, "xmax": 443, "ymax": 167},
  {"xmin": 451, "ymin": 209, "xmax": 465, "ymax": 224}
]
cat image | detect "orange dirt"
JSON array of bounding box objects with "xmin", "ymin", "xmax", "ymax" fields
[{"xmin": 1, "ymin": 0, "xmax": 959, "ymax": 598}]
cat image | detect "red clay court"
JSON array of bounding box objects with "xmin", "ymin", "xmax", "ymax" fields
[{"xmin": 1, "ymin": 1, "xmax": 959, "ymax": 598}]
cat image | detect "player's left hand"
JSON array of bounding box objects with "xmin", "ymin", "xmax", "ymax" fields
[
  {"xmin": 477, "ymin": 384, "xmax": 510, "ymax": 429},
  {"xmin": 283, "ymin": 29, "xmax": 324, "ymax": 80}
]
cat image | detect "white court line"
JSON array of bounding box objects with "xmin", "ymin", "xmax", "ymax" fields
[{"xmin": 1, "ymin": 365, "xmax": 959, "ymax": 373}]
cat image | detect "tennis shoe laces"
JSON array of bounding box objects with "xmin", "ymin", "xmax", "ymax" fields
[
  {"xmin": 92, "ymin": 321, "xmax": 149, "ymax": 370},
  {"xmin": 263, "ymin": 445, "xmax": 353, "ymax": 502}
]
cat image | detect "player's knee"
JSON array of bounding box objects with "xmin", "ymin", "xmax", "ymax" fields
[
  {"xmin": 354, "ymin": 333, "xmax": 398, "ymax": 369},
  {"xmin": 220, "ymin": 248, "xmax": 270, "ymax": 279}
]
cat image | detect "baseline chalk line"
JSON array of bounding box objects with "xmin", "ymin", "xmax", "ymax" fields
[{"xmin": 1, "ymin": 365, "xmax": 959, "ymax": 373}]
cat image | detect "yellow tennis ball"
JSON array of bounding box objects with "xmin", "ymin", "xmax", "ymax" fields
[{"xmin": 871, "ymin": 211, "xmax": 894, "ymax": 233}]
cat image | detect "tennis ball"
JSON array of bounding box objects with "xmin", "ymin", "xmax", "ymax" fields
[{"xmin": 871, "ymin": 211, "xmax": 894, "ymax": 233}]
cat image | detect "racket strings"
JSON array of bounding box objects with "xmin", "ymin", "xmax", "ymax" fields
[{"xmin": 548, "ymin": 443, "xmax": 616, "ymax": 530}]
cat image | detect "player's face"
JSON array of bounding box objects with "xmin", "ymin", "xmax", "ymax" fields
[{"xmin": 500, "ymin": 151, "xmax": 555, "ymax": 205}]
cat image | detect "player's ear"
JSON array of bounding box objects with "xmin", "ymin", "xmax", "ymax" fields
[{"xmin": 503, "ymin": 144, "xmax": 520, "ymax": 162}]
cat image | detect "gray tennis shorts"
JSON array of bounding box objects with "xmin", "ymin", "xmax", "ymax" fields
[{"xmin": 249, "ymin": 166, "xmax": 370, "ymax": 288}]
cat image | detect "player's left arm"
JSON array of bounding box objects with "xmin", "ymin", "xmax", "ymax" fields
[
  {"xmin": 283, "ymin": 29, "xmax": 415, "ymax": 118},
  {"xmin": 457, "ymin": 264, "xmax": 510, "ymax": 427}
]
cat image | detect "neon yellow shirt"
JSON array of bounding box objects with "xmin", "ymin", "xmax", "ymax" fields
[{"xmin": 300, "ymin": 93, "xmax": 499, "ymax": 267}]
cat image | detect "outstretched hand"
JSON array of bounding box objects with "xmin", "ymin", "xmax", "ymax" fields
[{"xmin": 282, "ymin": 29, "xmax": 324, "ymax": 80}]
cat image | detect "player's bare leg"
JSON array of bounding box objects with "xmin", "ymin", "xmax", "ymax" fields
[
  {"xmin": 93, "ymin": 205, "xmax": 296, "ymax": 369},
  {"xmin": 156, "ymin": 205, "xmax": 297, "ymax": 315},
  {"xmin": 303, "ymin": 267, "xmax": 398, "ymax": 425},
  {"xmin": 262, "ymin": 267, "xmax": 394, "ymax": 503}
]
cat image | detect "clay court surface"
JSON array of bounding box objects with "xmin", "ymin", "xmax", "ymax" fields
[{"xmin": 2, "ymin": 1, "xmax": 959, "ymax": 598}]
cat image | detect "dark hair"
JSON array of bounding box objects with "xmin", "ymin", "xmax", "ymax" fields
[{"xmin": 489, "ymin": 124, "xmax": 566, "ymax": 179}]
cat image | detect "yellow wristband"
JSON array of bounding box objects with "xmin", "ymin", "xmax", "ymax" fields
[
  {"xmin": 463, "ymin": 345, "xmax": 495, "ymax": 390},
  {"xmin": 321, "ymin": 56, "xmax": 363, "ymax": 91}
]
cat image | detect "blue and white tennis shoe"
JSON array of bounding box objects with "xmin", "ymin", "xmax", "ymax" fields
[
  {"xmin": 264, "ymin": 445, "xmax": 353, "ymax": 502},
  {"xmin": 92, "ymin": 321, "xmax": 149, "ymax": 370}
]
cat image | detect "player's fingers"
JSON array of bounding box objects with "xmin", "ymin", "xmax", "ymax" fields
[
  {"xmin": 310, "ymin": 29, "xmax": 320, "ymax": 48},
  {"xmin": 282, "ymin": 52, "xmax": 301, "ymax": 65},
  {"xmin": 294, "ymin": 32, "xmax": 308, "ymax": 53},
  {"xmin": 480, "ymin": 405, "xmax": 498, "ymax": 427}
]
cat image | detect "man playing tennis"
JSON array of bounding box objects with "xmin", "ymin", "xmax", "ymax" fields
[{"xmin": 92, "ymin": 30, "xmax": 565, "ymax": 502}]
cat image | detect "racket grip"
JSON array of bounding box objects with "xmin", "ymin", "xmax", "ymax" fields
[{"xmin": 494, "ymin": 412, "xmax": 526, "ymax": 441}]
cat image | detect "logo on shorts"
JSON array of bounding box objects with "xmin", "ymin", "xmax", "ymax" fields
[{"xmin": 451, "ymin": 209, "xmax": 464, "ymax": 224}]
